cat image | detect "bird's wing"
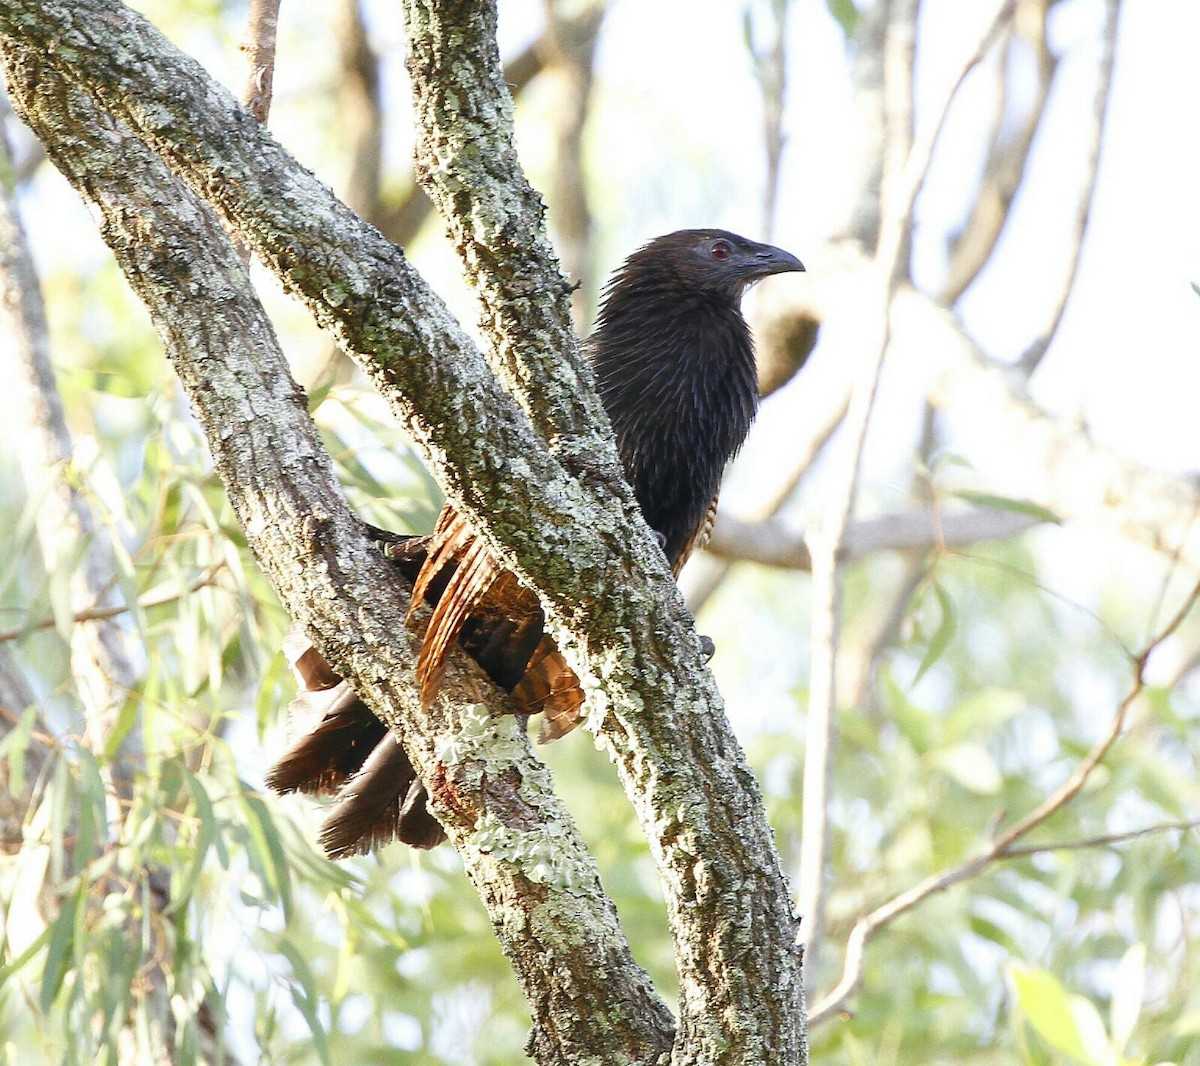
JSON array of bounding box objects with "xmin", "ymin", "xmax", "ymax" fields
[
  {"xmin": 517, "ymin": 636, "xmax": 586, "ymax": 742},
  {"xmin": 411, "ymin": 505, "xmax": 586, "ymax": 735},
  {"xmin": 411, "ymin": 505, "xmax": 506, "ymax": 709}
]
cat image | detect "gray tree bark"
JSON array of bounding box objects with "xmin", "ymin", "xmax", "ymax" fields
[{"xmin": 0, "ymin": 1, "xmax": 807, "ymax": 1062}]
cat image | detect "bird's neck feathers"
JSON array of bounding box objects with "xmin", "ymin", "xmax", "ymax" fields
[
  {"xmin": 590, "ymin": 280, "xmax": 759, "ymax": 451},
  {"xmin": 587, "ymin": 277, "xmax": 759, "ymax": 564}
]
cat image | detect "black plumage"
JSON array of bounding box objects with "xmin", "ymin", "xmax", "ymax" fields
[
  {"xmin": 589, "ymin": 230, "xmax": 803, "ymax": 566},
  {"xmin": 267, "ymin": 229, "xmax": 804, "ymax": 857}
]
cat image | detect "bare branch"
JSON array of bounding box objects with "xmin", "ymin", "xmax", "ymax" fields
[
  {"xmin": 333, "ymin": 0, "xmax": 382, "ymax": 220},
  {"xmin": 999, "ymin": 818, "xmax": 1200, "ymax": 859},
  {"xmin": 707, "ymin": 505, "xmax": 1042, "ymax": 571},
  {"xmin": 879, "ymin": 0, "xmax": 918, "ymax": 273},
  {"xmin": 941, "ymin": 0, "xmax": 1057, "ymax": 305},
  {"xmin": 838, "ymin": 550, "xmax": 927, "ymax": 712},
  {"xmin": 747, "ymin": 0, "xmax": 790, "ymax": 239},
  {"xmin": 238, "ymin": 0, "xmax": 280, "ymax": 124},
  {"xmin": 810, "ymin": 577, "xmax": 1200, "ymax": 1026},
  {"xmin": 0, "ymin": 564, "xmax": 227, "ymax": 645},
  {"xmin": 798, "ymin": 0, "xmax": 1016, "ymax": 973},
  {"xmin": 540, "ymin": 0, "xmax": 606, "ymax": 326},
  {"xmin": 1017, "ymin": 0, "xmax": 1121, "ymax": 374}
]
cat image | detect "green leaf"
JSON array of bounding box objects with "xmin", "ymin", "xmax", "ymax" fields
[
  {"xmin": 166, "ymin": 770, "xmax": 217, "ymax": 915},
  {"xmin": 0, "ymin": 703, "xmax": 39, "ymax": 797},
  {"xmin": 952, "ymin": 490, "xmax": 1061, "ymax": 525},
  {"xmin": 1070, "ymin": 993, "xmax": 1111, "ymax": 1065},
  {"xmin": 75, "ymin": 748, "xmax": 110, "ymax": 865},
  {"xmin": 882, "ymin": 668, "xmax": 936, "ymax": 752},
  {"xmin": 0, "ymin": 923, "xmax": 52, "ymax": 987},
  {"xmin": 825, "ymin": 0, "xmax": 859, "ymax": 37},
  {"xmin": 239, "ymin": 790, "xmax": 292, "ymax": 919},
  {"xmin": 40, "ymin": 882, "xmax": 84, "ymax": 1013},
  {"xmin": 1109, "ymin": 942, "xmax": 1146, "ymax": 1054},
  {"xmin": 279, "ymin": 939, "xmax": 332, "ymax": 1066},
  {"xmin": 1010, "ymin": 964, "xmax": 1090, "ymax": 1062},
  {"xmin": 102, "ymin": 689, "xmax": 141, "ymax": 765},
  {"xmin": 930, "ymin": 741, "xmax": 1002, "ymax": 794},
  {"xmin": 913, "ymin": 582, "xmax": 956, "ymax": 686}
]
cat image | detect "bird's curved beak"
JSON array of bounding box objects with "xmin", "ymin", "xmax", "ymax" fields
[{"xmin": 749, "ymin": 242, "xmax": 806, "ymax": 278}]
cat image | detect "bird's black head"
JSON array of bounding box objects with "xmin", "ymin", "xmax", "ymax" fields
[{"xmin": 612, "ymin": 229, "xmax": 806, "ymax": 305}]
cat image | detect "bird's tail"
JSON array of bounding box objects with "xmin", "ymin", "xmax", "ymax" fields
[
  {"xmin": 266, "ymin": 619, "xmax": 447, "ymax": 854},
  {"xmin": 265, "ymin": 515, "xmax": 587, "ymax": 856}
]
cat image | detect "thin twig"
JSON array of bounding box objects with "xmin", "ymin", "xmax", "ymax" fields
[
  {"xmin": 748, "ymin": 0, "xmax": 789, "ymax": 240},
  {"xmin": 0, "ymin": 563, "xmax": 227, "ymax": 646},
  {"xmin": 1017, "ymin": 0, "xmax": 1121, "ymax": 374},
  {"xmin": 234, "ymin": 0, "xmax": 281, "ymax": 267},
  {"xmin": 797, "ymin": 0, "xmax": 1016, "ymax": 972},
  {"xmin": 809, "ymin": 576, "xmax": 1200, "ymax": 1026},
  {"xmin": 238, "ymin": 0, "xmax": 281, "ymax": 124},
  {"xmin": 941, "ymin": 0, "xmax": 1057, "ymax": 305},
  {"xmin": 540, "ymin": 0, "xmax": 605, "ymax": 327},
  {"xmin": 999, "ymin": 818, "xmax": 1200, "ymax": 859}
]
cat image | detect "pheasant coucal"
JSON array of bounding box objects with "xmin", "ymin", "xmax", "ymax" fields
[{"xmin": 266, "ymin": 229, "xmax": 805, "ymax": 857}]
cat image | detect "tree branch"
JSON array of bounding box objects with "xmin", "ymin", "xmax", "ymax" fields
[
  {"xmin": 0, "ymin": 45, "xmax": 674, "ymax": 1064},
  {"xmin": 0, "ymin": 564, "xmax": 227, "ymax": 645},
  {"xmin": 798, "ymin": 0, "xmax": 1015, "ymax": 975},
  {"xmin": 810, "ymin": 577, "xmax": 1200, "ymax": 1026},
  {"xmin": 940, "ymin": 0, "xmax": 1056, "ymax": 305},
  {"xmin": 1017, "ymin": 0, "xmax": 1121, "ymax": 374},
  {"xmin": 400, "ymin": 0, "xmax": 603, "ymax": 451},
  {"xmin": 0, "ymin": 2, "xmax": 805, "ymax": 1060},
  {"xmin": 998, "ymin": 818, "xmax": 1200, "ymax": 859},
  {"xmin": 707, "ymin": 505, "xmax": 1042, "ymax": 571},
  {"xmin": 238, "ymin": 0, "xmax": 280, "ymax": 124},
  {"xmin": 540, "ymin": 0, "xmax": 606, "ymax": 325},
  {"xmin": 400, "ymin": 3, "xmax": 804, "ymax": 1057}
]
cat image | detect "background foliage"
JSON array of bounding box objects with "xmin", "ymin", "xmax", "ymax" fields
[{"xmin": 2, "ymin": 0, "xmax": 1199, "ymax": 1063}]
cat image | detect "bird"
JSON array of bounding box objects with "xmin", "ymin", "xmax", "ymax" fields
[{"xmin": 266, "ymin": 229, "xmax": 805, "ymax": 858}]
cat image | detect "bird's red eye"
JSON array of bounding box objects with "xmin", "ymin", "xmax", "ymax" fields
[{"xmin": 710, "ymin": 240, "xmax": 732, "ymax": 260}]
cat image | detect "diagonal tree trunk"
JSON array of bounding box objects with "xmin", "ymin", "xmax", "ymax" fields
[{"xmin": 0, "ymin": 2, "xmax": 806, "ymax": 1061}]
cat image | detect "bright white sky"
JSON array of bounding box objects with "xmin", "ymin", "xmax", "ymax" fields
[{"xmin": 7, "ymin": 0, "xmax": 1196, "ymax": 474}]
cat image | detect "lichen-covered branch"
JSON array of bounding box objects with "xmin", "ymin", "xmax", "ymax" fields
[
  {"xmin": 400, "ymin": 0, "xmax": 607, "ymax": 451},
  {"xmin": 0, "ymin": 45, "xmax": 673, "ymax": 1065},
  {"xmin": 0, "ymin": 3, "xmax": 806, "ymax": 1060}
]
